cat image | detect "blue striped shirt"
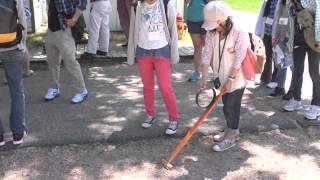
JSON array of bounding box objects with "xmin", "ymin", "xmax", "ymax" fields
[
  {"xmin": 53, "ymin": 0, "xmax": 87, "ymax": 30},
  {"xmin": 301, "ymin": 0, "xmax": 320, "ymax": 42}
]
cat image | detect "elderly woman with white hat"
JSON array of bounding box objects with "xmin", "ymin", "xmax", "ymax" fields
[{"xmin": 200, "ymin": 1, "xmax": 251, "ymax": 152}]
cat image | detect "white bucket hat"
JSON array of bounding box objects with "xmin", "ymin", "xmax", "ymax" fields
[{"xmin": 202, "ymin": 1, "xmax": 232, "ymax": 31}]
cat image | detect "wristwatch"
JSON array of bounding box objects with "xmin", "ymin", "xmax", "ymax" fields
[{"xmin": 228, "ymin": 76, "xmax": 236, "ymax": 81}]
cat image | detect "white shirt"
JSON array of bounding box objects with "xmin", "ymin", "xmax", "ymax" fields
[{"xmin": 138, "ymin": 1, "xmax": 168, "ymax": 50}]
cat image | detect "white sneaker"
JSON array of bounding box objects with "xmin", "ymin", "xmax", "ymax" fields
[
  {"xmin": 266, "ymin": 82, "xmax": 278, "ymax": 89},
  {"xmin": 213, "ymin": 132, "xmax": 225, "ymax": 142},
  {"xmin": 305, "ymin": 105, "xmax": 320, "ymax": 120},
  {"xmin": 212, "ymin": 139, "xmax": 236, "ymax": 152},
  {"xmin": 71, "ymin": 89, "xmax": 88, "ymax": 104},
  {"xmin": 165, "ymin": 121, "xmax": 179, "ymax": 135},
  {"xmin": 283, "ymin": 99, "xmax": 303, "ymax": 112},
  {"xmin": 141, "ymin": 115, "xmax": 156, "ymax": 128},
  {"xmin": 44, "ymin": 88, "xmax": 60, "ymax": 101},
  {"xmin": 0, "ymin": 134, "xmax": 5, "ymax": 147}
]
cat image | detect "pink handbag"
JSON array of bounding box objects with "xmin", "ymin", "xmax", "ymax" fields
[{"xmin": 242, "ymin": 48, "xmax": 257, "ymax": 81}]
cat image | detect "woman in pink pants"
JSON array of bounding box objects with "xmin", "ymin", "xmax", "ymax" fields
[{"xmin": 127, "ymin": 0, "xmax": 180, "ymax": 135}]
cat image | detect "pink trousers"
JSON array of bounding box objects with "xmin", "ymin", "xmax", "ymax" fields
[{"xmin": 138, "ymin": 56, "xmax": 179, "ymax": 121}]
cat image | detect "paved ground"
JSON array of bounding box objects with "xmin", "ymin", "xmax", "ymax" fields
[
  {"xmin": 0, "ymin": 11, "xmax": 319, "ymax": 180},
  {"xmin": 0, "ymin": 60, "xmax": 318, "ymax": 147},
  {"xmin": 0, "ymin": 59, "xmax": 319, "ymax": 179}
]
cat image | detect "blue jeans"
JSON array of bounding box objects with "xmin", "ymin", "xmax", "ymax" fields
[
  {"xmin": 275, "ymin": 66, "xmax": 294, "ymax": 89},
  {"xmin": 0, "ymin": 49, "xmax": 26, "ymax": 134}
]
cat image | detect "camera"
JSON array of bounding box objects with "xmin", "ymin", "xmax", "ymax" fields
[{"xmin": 213, "ymin": 77, "xmax": 221, "ymax": 89}]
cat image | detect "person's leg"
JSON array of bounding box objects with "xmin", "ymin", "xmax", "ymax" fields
[
  {"xmin": 283, "ymin": 65, "xmax": 294, "ymax": 100},
  {"xmin": 222, "ymin": 89, "xmax": 245, "ymax": 130},
  {"xmin": 0, "ymin": 116, "xmax": 4, "ymax": 135},
  {"xmin": 98, "ymin": 14, "xmax": 110, "ymax": 53},
  {"xmin": 213, "ymin": 88, "xmax": 244, "ymax": 152},
  {"xmin": 87, "ymin": 4, "xmax": 103, "ymax": 54},
  {"xmin": 260, "ymin": 35, "xmax": 273, "ymax": 84},
  {"xmin": 2, "ymin": 50, "xmax": 26, "ymax": 134},
  {"xmin": 190, "ymin": 33, "xmax": 204, "ymax": 73},
  {"xmin": 45, "ymin": 31, "xmax": 62, "ymax": 89},
  {"xmin": 187, "ymin": 21, "xmax": 205, "ymax": 81},
  {"xmin": 307, "ymin": 49, "xmax": 320, "ymax": 106},
  {"xmin": 283, "ymin": 45, "xmax": 306, "ymax": 111},
  {"xmin": 117, "ymin": 0, "xmax": 131, "ymax": 39},
  {"xmin": 154, "ymin": 59, "xmax": 179, "ymax": 121},
  {"xmin": 270, "ymin": 68, "xmax": 286, "ymax": 96},
  {"xmin": 138, "ymin": 57, "xmax": 156, "ymax": 117},
  {"xmin": 23, "ymin": 48, "xmax": 33, "ymax": 77},
  {"xmin": 0, "ymin": 54, "xmax": 5, "ymax": 135},
  {"xmin": 292, "ymin": 45, "xmax": 307, "ymax": 101},
  {"xmin": 271, "ymin": 63, "xmax": 278, "ymax": 82},
  {"xmin": 58, "ymin": 30, "xmax": 86, "ymax": 92},
  {"xmin": 304, "ymin": 49, "xmax": 320, "ymax": 120}
]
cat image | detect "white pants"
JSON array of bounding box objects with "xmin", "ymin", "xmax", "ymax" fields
[{"xmin": 87, "ymin": 1, "xmax": 112, "ymax": 54}]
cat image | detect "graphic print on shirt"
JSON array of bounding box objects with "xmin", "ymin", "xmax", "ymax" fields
[{"xmin": 141, "ymin": 2, "xmax": 165, "ymax": 41}]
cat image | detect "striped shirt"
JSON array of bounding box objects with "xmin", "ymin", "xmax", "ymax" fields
[
  {"xmin": 52, "ymin": 0, "xmax": 87, "ymax": 30},
  {"xmin": 301, "ymin": 0, "xmax": 320, "ymax": 42}
]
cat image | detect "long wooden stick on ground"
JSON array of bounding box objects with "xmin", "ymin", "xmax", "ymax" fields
[{"xmin": 162, "ymin": 90, "xmax": 225, "ymax": 169}]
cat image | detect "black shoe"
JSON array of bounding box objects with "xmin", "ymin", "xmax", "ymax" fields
[
  {"xmin": 121, "ymin": 43, "xmax": 128, "ymax": 47},
  {"xmin": 269, "ymin": 87, "xmax": 285, "ymax": 97},
  {"xmin": 13, "ymin": 131, "xmax": 27, "ymax": 145},
  {"xmin": 282, "ymin": 90, "xmax": 293, "ymax": 100},
  {"xmin": 80, "ymin": 52, "xmax": 97, "ymax": 59},
  {"xmin": 96, "ymin": 50, "xmax": 107, "ymax": 56},
  {"xmin": 0, "ymin": 134, "xmax": 5, "ymax": 147}
]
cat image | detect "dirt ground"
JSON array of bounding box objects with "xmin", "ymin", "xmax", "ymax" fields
[{"xmin": 1, "ymin": 129, "xmax": 319, "ymax": 180}]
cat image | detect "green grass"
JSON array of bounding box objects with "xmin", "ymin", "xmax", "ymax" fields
[
  {"xmin": 226, "ymin": 0, "xmax": 263, "ymax": 13},
  {"xmin": 26, "ymin": 32, "xmax": 46, "ymax": 49}
]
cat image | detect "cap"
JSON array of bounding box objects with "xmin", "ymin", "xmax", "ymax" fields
[{"xmin": 202, "ymin": 1, "xmax": 232, "ymax": 31}]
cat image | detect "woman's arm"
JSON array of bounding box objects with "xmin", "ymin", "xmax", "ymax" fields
[{"xmin": 200, "ymin": 32, "xmax": 214, "ymax": 89}]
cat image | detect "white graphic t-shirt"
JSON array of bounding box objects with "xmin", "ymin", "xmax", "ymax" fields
[{"xmin": 138, "ymin": 1, "xmax": 168, "ymax": 50}]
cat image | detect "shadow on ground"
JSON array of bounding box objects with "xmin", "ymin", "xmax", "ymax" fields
[{"xmin": 0, "ymin": 63, "xmax": 319, "ymax": 179}]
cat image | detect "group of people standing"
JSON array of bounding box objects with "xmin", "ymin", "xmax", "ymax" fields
[{"xmin": 256, "ymin": 0, "xmax": 320, "ymax": 120}]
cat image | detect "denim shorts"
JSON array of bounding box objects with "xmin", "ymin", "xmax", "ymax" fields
[{"xmin": 187, "ymin": 21, "xmax": 206, "ymax": 35}]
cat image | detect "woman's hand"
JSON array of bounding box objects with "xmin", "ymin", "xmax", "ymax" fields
[
  {"xmin": 185, "ymin": 0, "xmax": 192, "ymax": 4},
  {"xmin": 272, "ymin": 37, "xmax": 280, "ymax": 46},
  {"xmin": 66, "ymin": 18, "xmax": 76, "ymax": 28},
  {"xmin": 126, "ymin": 63, "xmax": 135, "ymax": 67},
  {"xmin": 221, "ymin": 79, "xmax": 232, "ymax": 93},
  {"xmin": 200, "ymin": 79, "xmax": 207, "ymax": 90}
]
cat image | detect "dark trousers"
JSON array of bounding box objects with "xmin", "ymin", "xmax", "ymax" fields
[
  {"xmin": 292, "ymin": 43, "xmax": 320, "ymax": 105},
  {"xmin": 117, "ymin": 0, "xmax": 132, "ymax": 39},
  {"xmin": 0, "ymin": 49, "xmax": 26, "ymax": 134},
  {"xmin": 261, "ymin": 35, "xmax": 277, "ymax": 83},
  {"xmin": 222, "ymin": 88, "xmax": 245, "ymax": 129}
]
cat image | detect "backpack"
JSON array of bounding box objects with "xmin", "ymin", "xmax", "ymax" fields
[
  {"xmin": 241, "ymin": 32, "xmax": 266, "ymax": 81},
  {"xmin": 291, "ymin": 0, "xmax": 320, "ymax": 52},
  {"xmin": 249, "ymin": 32, "xmax": 265, "ymax": 74},
  {"xmin": 0, "ymin": 0, "xmax": 24, "ymax": 48}
]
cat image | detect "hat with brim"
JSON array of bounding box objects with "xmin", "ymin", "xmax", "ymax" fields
[
  {"xmin": 202, "ymin": 20, "xmax": 221, "ymax": 31},
  {"xmin": 202, "ymin": 1, "xmax": 232, "ymax": 31}
]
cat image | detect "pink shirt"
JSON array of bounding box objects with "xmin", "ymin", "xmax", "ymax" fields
[{"xmin": 202, "ymin": 30, "xmax": 250, "ymax": 69}]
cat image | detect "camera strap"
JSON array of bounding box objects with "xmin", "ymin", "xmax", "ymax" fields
[{"xmin": 218, "ymin": 33, "xmax": 228, "ymax": 74}]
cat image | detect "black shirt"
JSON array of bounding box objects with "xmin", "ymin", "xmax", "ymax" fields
[{"xmin": 48, "ymin": 0, "xmax": 61, "ymax": 32}]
